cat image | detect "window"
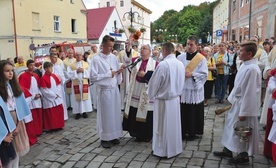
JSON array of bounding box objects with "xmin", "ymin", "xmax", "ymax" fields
[
  {"xmin": 70, "ymin": 0, "xmax": 74, "ymax": 4},
  {"xmin": 32, "ymin": 12, "xmax": 40, "ymax": 30},
  {"xmin": 54, "ymin": 16, "xmax": 60, "ymax": 32},
  {"xmin": 233, "ymin": 0, "xmax": 236, "ymax": 11},
  {"xmin": 257, "ymin": 20, "xmax": 262, "ymax": 38},
  {"xmin": 240, "ymin": 0, "xmax": 244, "ymax": 7},
  {"xmin": 71, "ymin": 19, "xmax": 76, "ymax": 33},
  {"xmin": 107, "ymin": 2, "xmax": 110, "ymax": 7},
  {"xmin": 120, "ymin": 1, "xmax": 124, "ymax": 7}
]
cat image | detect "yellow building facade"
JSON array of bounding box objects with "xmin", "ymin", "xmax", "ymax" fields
[{"xmin": 0, "ymin": 0, "xmax": 87, "ymax": 60}]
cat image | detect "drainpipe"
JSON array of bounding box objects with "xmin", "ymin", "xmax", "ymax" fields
[
  {"xmin": 248, "ymin": 0, "xmax": 252, "ymax": 38},
  {"xmin": 12, "ymin": 0, "xmax": 18, "ymax": 57}
]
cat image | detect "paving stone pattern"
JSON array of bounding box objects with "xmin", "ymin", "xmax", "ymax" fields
[{"xmin": 20, "ymin": 98, "xmax": 274, "ymax": 168}]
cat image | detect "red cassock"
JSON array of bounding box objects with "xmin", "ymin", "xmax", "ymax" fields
[
  {"xmin": 39, "ymin": 73, "xmax": 64, "ymax": 130},
  {"xmin": 263, "ymin": 108, "xmax": 273, "ymax": 158},
  {"xmin": 21, "ymin": 87, "xmax": 37, "ymax": 146},
  {"xmin": 19, "ymin": 71, "xmax": 43, "ymax": 136}
]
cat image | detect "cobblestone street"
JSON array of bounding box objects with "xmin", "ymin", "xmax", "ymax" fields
[{"xmin": 20, "ymin": 98, "xmax": 273, "ymax": 168}]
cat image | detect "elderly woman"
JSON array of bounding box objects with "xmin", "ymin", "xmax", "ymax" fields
[{"xmin": 203, "ymin": 46, "xmax": 216, "ymax": 106}]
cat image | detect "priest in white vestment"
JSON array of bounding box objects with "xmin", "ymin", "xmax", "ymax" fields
[
  {"xmin": 119, "ymin": 39, "xmax": 138, "ymax": 110},
  {"xmin": 63, "ymin": 49, "xmax": 76, "ymax": 111},
  {"xmin": 42, "ymin": 53, "xmax": 68, "ymax": 120},
  {"xmin": 177, "ymin": 35, "xmax": 208, "ymax": 141},
  {"xmin": 213, "ymin": 41, "xmax": 261, "ymax": 165},
  {"xmin": 148, "ymin": 42, "xmax": 185, "ymax": 158},
  {"xmin": 67, "ymin": 51, "xmax": 92, "ymax": 119},
  {"xmin": 90, "ymin": 35, "xmax": 124, "ymax": 148}
]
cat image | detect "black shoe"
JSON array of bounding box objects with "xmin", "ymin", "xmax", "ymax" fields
[
  {"xmin": 213, "ymin": 150, "xmax": 233, "ymax": 158},
  {"xmin": 75, "ymin": 114, "xmax": 81, "ymax": 120},
  {"xmin": 67, "ymin": 106, "xmax": 73, "ymax": 110},
  {"xmin": 263, "ymin": 125, "xmax": 266, "ymax": 130},
  {"xmin": 110, "ymin": 139, "xmax": 120, "ymax": 145},
  {"xmin": 228, "ymin": 152, "xmax": 249, "ymax": 165},
  {"xmin": 101, "ymin": 140, "xmax": 111, "ymax": 148},
  {"xmin": 82, "ymin": 112, "xmax": 88, "ymax": 118},
  {"xmin": 220, "ymin": 99, "xmax": 224, "ymax": 104},
  {"xmin": 215, "ymin": 99, "xmax": 220, "ymax": 104}
]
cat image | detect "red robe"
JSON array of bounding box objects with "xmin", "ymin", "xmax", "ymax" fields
[
  {"xmin": 40, "ymin": 73, "xmax": 64, "ymax": 130},
  {"xmin": 19, "ymin": 71, "xmax": 43, "ymax": 136}
]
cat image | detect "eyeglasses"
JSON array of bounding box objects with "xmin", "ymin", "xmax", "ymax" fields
[{"xmin": 140, "ymin": 48, "xmax": 150, "ymax": 50}]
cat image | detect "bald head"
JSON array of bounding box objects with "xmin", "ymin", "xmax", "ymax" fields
[
  {"xmin": 75, "ymin": 51, "xmax": 83, "ymax": 61},
  {"xmin": 17, "ymin": 56, "xmax": 24, "ymax": 63}
]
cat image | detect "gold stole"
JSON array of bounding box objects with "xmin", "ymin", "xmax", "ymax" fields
[
  {"xmin": 185, "ymin": 53, "xmax": 204, "ymax": 72},
  {"xmin": 253, "ymin": 47, "xmax": 263, "ymax": 61},
  {"xmin": 70, "ymin": 61, "xmax": 89, "ymax": 101},
  {"xmin": 63, "ymin": 58, "xmax": 76, "ymax": 94}
]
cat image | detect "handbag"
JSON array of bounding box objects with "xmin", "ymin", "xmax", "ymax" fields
[
  {"xmin": 211, "ymin": 70, "xmax": 217, "ymax": 78},
  {"xmin": 210, "ymin": 57, "xmax": 217, "ymax": 78}
]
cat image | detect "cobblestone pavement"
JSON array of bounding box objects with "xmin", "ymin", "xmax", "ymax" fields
[{"xmin": 20, "ymin": 98, "xmax": 274, "ymax": 168}]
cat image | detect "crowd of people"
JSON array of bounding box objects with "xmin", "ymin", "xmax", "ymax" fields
[{"xmin": 1, "ymin": 33, "xmax": 276, "ymax": 167}]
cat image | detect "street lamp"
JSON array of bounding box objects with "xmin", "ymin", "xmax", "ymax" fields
[
  {"xmin": 168, "ymin": 34, "xmax": 178, "ymax": 42},
  {"xmin": 155, "ymin": 29, "xmax": 167, "ymax": 43},
  {"xmin": 122, "ymin": 8, "xmax": 142, "ymax": 28}
]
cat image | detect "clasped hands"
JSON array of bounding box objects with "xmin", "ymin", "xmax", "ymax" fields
[{"xmin": 77, "ymin": 67, "xmax": 84, "ymax": 73}]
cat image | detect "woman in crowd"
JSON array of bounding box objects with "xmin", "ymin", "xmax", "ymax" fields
[
  {"xmin": 203, "ymin": 46, "xmax": 216, "ymax": 106},
  {"xmin": 0, "ymin": 60, "xmax": 31, "ymax": 168}
]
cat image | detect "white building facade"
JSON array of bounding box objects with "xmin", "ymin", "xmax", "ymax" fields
[
  {"xmin": 99, "ymin": 0, "xmax": 152, "ymax": 45},
  {"xmin": 213, "ymin": 0, "xmax": 229, "ymax": 44}
]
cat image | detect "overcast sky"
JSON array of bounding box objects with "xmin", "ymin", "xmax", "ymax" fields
[{"xmin": 83, "ymin": 0, "xmax": 217, "ymax": 21}]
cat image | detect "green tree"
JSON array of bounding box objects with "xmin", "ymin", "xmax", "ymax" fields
[
  {"xmin": 177, "ymin": 7, "xmax": 201, "ymax": 44},
  {"xmin": 150, "ymin": 0, "xmax": 220, "ymax": 45}
]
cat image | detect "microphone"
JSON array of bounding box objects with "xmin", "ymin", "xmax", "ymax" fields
[
  {"xmin": 115, "ymin": 58, "xmax": 142, "ymax": 74},
  {"xmin": 130, "ymin": 58, "xmax": 141, "ymax": 68},
  {"xmin": 122, "ymin": 58, "xmax": 141, "ymax": 70}
]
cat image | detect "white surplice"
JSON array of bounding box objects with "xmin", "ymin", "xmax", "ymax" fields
[
  {"xmin": 177, "ymin": 53, "xmax": 208, "ymax": 104},
  {"xmin": 148, "ymin": 54, "xmax": 185, "ymax": 158},
  {"xmin": 40, "ymin": 76, "xmax": 63, "ymax": 109},
  {"xmin": 67, "ymin": 61, "xmax": 93, "ymax": 114},
  {"xmin": 222, "ymin": 58, "xmax": 261, "ymax": 156},
  {"xmin": 90, "ymin": 53, "xmax": 123, "ymax": 141},
  {"xmin": 42, "ymin": 61, "xmax": 68, "ymax": 120},
  {"xmin": 22, "ymin": 76, "xmax": 42, "ymax": 123}
]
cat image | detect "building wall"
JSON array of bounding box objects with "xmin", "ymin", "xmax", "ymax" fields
[
  {"xmin": 0, "ymin": 0, "xmax": 16, "ymax": 59},
  {"xmin": 99, "ymin": 0, "xmax": 151, "ymax": 45},
  {"xmin": 267, "ymin": 0, "xmax": 276, "ymax": 38},
  {"xmin": 229, "ymin": 0, "xmax": 271, "ymax": 42},
  {"xmin": 213, "ymin": 0, "xmax": 229, "ymax": 44},
  {"xmin": 0, "ymin": 0, "xmax": 87, "ymax": 60}
]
